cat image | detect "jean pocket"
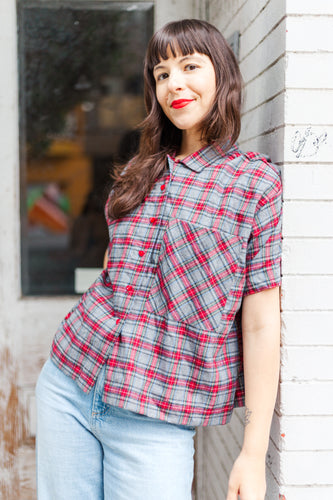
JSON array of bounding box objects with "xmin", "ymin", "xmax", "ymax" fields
[{"xmin": 146, "ymin": 219, "xmax": 244, "ymax": 332}]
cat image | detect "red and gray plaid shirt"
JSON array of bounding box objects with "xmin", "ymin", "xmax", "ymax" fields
[{"xmin": 51, "ymin": 142, "xmax": 282, "ymax": 427}]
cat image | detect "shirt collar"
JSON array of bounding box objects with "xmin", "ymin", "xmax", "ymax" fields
[{"xmin": 167, "ymin": 142, "xmax": 240, "ymax": 173}]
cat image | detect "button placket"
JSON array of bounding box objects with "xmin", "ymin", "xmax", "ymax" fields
[
  {"xmin": 148, "ymin": 178, "xmax": 168, "ymax": 265},
  {"xmin": 148, "ymin": 160, "xmax": 176, "ymax": 267}
]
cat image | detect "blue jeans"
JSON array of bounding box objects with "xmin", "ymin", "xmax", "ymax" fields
[{"xmin": 35, "ymin": 358, "xmax": 196, "ymax": 499}]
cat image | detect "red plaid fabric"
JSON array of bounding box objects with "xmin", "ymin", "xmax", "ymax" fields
[{"xmin": 51, "ymin": 143, "xmax": 282, "ymax": 426}]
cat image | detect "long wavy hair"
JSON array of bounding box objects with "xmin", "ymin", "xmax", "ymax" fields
[{"xmin": 108, "ymin": 19, "xmax": 242, "ymax": 219}]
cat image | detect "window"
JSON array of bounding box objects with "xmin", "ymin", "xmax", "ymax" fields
[{"xmin": 18, "ymin": 1, "xmax": 153, "ymax": 295}]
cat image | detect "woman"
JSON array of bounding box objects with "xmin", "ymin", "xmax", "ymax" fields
[{"xmin": 36, "ymin": 19, "xmax": 282, "ymax": 500}]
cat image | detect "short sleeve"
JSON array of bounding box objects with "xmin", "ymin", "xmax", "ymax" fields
[{"xmin": 243, "ymin": 177, "xmax": 282, "ymax": 295}]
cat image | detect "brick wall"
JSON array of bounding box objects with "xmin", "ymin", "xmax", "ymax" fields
[
  {"xmin": 278, "ymin": 0, "xmax": 333, "ymax": 498},
  {"xmin": 195, "ymin": 0, "xmax": 333, "ymax": 498}
]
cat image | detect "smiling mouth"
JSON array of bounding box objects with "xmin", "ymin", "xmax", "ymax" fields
[{"xmin": 171, "ymin": 99, "xmax": 194, "ymax": 109}]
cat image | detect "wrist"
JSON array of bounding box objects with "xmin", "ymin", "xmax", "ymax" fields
[
  {"xmin": 241, "ymin": 442, "xmax": 268, "ymax": 460},
  {"xmin": 242, "ymin": 409, "xmax": 271, "ymax": 458},
  {"xmin": 242, "ymin": 427, "xmax": 269, "ymax": 458}
]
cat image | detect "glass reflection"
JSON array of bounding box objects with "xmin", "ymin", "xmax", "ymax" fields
[{"xmin": 19, "ymin": 2, "xmax": 153, "ymax": 295}]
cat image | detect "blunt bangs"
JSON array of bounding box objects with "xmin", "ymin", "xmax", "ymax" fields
[{"xmin": 147, "ymin": 20, "xmax": 216, "ymax": 70}]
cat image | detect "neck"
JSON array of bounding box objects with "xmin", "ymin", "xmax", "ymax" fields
[{"xmin": 176, "ymin": 130, "xmax": 205, "ymax": 160}]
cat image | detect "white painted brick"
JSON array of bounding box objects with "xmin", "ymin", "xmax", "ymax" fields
[
  {"xmin": 217, "ymin": 0, "xmax": 267, "ymax": 39},
  {"xmin": 203, "ymin": 428, "xmax": 234, "ymax": 496},
  {"xmin": 280, "ymin": 416, "xmax": 333, "ymax": 451},
  {"xmin": 285, "ymin": 89, "xmax": 333, "ymax": 126},
  {"xmin": 281, "ymin": 276, "xmax": 333, "ymax": 310},
  {"xmin": 285, "ymin": 125, "xmax": 333, "ymax": 163},
  {"xmin": 275, "ymin": 385, "xmax": 282, "ymax": 414},
  {"xmin": 286, "ymin": 52, "xmax": 333, "ymax": 89},
  {"xmin": 286, "ymin": 15, "xmax": 333, "ymax": 52},
  {"xmin": 280, "ymin": 486, "xmax": 333, "ymax": 500},
  {"xmin": 154, "ymin": 0, "xmax": 194, "ymax": 30},
  {"xmin": 194, "ymin": 428, "xmax": 204, "ymax": 495},
  {"xmin": 286, "ymin": 0, "xmax": 333, "ymax": 15},
  {"xmin": 282, "ymin": 201, "xmax": 333, "ymax": 237},
  {"xmin": 228, "ymin": 408, "xmax": 245, "ymax": 446},
  {"xmin": 240, "ymin": 19, "xmax": 286, "ymax": 83},
  {"xmin": 212, "ymin": 426, "xmax": 241, "ymax": 464},
  {"xmin": 282, "ymin": 238, "xmax": 333, "ymax": 275},
  {"xmin": 266, "ymin": 438, "xmax": 280, "ymax": 491},
  {"xmin": 283, "ymin": 164, "xmax": 333, "ymax": 200},
  {"xmin": 239, "ymin": 0, "xmax": 286, "ymax": 61},
  {"xmin": 205, "ymin": 470, "xmax": 227, "ymax": 500},
  {"xmin": 281, "ymin": 346, "xmax": 333, "ymax": 381},
  {"xmin": 280, "ymin": 381, "xmax": 333, "ymax": 415},
  {"xmin": 239, "ymin": 125, "xmax": 285, "ymax": 164},
  {"xmin": 241, "ymin": 92, "xmax": 284, "ymax": 142},
  {"xmin": 281, "ymin": 311, "xmax": 333, "ymax": 346},
  {"xmin": 242, "ymin": 57, "xmax": 285, "ymax": 114},
  {"xmin": 270, "ymin": 411, "xmax": 282, "ymax": 451},
  {"xmin": 281, "ymin": 450, "xmax": 333, "ymax": 485},
  {"xmin": 265, "ymin": 466, "xmax": 280, "ymax": 500}
]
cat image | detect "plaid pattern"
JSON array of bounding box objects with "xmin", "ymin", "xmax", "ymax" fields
[{"xmin": 51, "ymin": 142, "xmax": 282, "ymax": 427}]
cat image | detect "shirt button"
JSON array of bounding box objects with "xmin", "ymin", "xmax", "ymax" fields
[
  {"xmin": 160, "ymin": 184, "xmax": 166, "ymax": 191},
  {"xmin": 126, "ymin": 285, "xmax": 134, "ymax": 293},
  {"xmin": 150, "ymin": 217, "xmax": 157, "ymax": 224},
  {"xmin": 138, "ymin": 250, "xmax": 145, "ymax": 257}
]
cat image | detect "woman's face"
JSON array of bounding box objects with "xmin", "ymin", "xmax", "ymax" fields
[{"xmin": 153, "ymin": 48, "xmax": 216, "ymax": 138}]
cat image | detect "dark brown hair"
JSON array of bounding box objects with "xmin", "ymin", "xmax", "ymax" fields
[{"xmin": 108, "ymin": 19, "xmax": 242, "ymax": 219}]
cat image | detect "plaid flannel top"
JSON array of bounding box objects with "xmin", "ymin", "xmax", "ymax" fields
[{"xmin": 51, "ymin": 142, "xmax": 282, "ymax": 427}]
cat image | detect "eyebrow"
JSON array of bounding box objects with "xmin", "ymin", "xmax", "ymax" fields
[{"xmin": 153, "ymin": 54, "xmax": 204, "ymax": 73}]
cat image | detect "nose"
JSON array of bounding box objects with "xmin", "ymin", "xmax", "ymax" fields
[{"xmin": 167, "ymin": 69, "xmax": 185, "ymax": 92}]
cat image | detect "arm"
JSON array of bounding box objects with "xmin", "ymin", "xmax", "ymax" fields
[
  {"xmin": 103, "ymin": 248, "xmax": 108, "ymax": 269},
  {"xmin": 227, "ymin": 286, "xmax": 281, "ymax": 500}
]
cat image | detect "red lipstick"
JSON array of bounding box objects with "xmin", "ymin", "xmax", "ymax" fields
[{"xmin": 171, "ymin": 99, "xmax": 193, "ymax": 109}]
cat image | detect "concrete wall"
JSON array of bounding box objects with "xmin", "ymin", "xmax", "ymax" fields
[{"xmin": 195, "ymin": 0, "xmax": 333, "ymax": 498}]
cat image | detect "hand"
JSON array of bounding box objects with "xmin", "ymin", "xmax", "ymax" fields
[{"xmin": 226, "ymin": 450, "xmax": 266, "ymax": 500}]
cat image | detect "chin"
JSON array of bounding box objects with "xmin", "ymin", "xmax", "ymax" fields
[{"xmin": 173, "ymin": 121, "xmax": 197, "ymax": 131}]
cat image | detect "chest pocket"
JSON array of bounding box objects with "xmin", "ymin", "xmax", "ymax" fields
[{"xmin": 146, "ymin": 219, "xmax": 244, "ymax": 333}]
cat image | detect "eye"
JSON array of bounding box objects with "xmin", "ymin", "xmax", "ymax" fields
[
  {"xmin": 185, "ymin": 63, "xmax": 198, "ymax": 71},
  {"xmin": 156, "ymin": 72, "xmax": 168, "ymax": 81}
]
